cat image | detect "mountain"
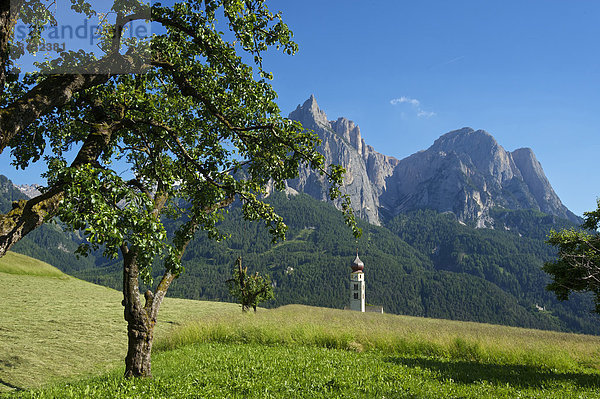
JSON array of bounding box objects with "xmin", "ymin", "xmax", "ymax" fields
[
  {"xmin": 0, "ymin": 174, "xmax": 28, "ymax": 209},
  {"xmin": 380, "ymin": 128, "xmax": 579, "ymax": 226},
  {"xmin": 286, "ymin": 95, "xmax": 399, "ymax": 225},
  {"xmin": 13, "ymin": 183, "xmax": 42, "ymax": 199},
  {"xmin": 0, "ymin": 97, "xmax": 592, "ymax": 334},
  {"xmin": 289, "ymin": 96, "xmax": 579, "ymax": 227},
  {"xmin": 0, "ymin": 175, "xmax": 100, "ymax": 274}
]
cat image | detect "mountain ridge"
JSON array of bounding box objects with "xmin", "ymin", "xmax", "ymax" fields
[
  {"xmin": 288, "ymin": 96, "xmax": 579, "ymax": 226},
  {"xmin": 286, "ymin": 95, "xmax": 399, "ymax": 225}
]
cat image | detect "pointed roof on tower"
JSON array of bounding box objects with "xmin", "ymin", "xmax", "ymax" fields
[{"xmin": 351, "ymin": 249, "xmax": 364, "ymax": 272}]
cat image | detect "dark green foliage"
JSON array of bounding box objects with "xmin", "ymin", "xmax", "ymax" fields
[
  {"xmin": 0, "ymin": 177, "xmax": 101, "ymax": 273},
  {"xmin": 152, "ymin": 194, "xmax": 594, "ymax": 332},
  {"xmin": 387, "ymin": 209, "xmax": 598, "ymax": 333},
  {"xmin": 5, "ymin": 173, "xmax": 598, "ymax": 334},
  {"xmin": 489, "ymin": 208, "xmax": 580, "ymax": 241},
  {"xmin": 12, "ymin": 224, "xmax": 97, "ymax": 273}
]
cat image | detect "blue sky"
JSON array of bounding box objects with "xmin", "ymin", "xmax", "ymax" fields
[
  {"xmin": 2, "ymin": 0, "xmax": 599, "ymax": 217},
  {"xmin": 261, "ymin": 0, "xmax": 600, "ymax": 217}
]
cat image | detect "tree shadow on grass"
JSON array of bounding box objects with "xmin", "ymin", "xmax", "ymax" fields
[
  {"xmin": 0, "ymin": 378, "xmax": 23, "ymax": 391},
  {"xmin": 384, "ymin": 356, "xmax": 600, "ymax": 389},
  {"xmin": 0, "ymin": 355, "xmax": 25, "ymax": 391}
]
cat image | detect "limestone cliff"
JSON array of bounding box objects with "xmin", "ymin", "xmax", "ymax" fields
[
  {"xmin": 286, "ymin": 95, "xmax": 398, "ymax": 225},
  {"xmin": 288, "ymin": 97, "xmax": 579, "ymax": 226},
  {"xmin": 380, "ymin": 127, "xmax": 578, "ymax": 226}
]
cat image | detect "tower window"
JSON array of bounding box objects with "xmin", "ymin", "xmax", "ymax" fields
[
  {"xmin": 354, "ymin": 284, "xmax": 359, "ymax": 290},
  {"xmin": 354, "ymin": 293, "xmax": 359, "ymax": 299}
]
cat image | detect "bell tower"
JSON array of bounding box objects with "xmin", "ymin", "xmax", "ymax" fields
[{"xmin": 350, "ymin": 251, "xmax": 365, "ymax": 312}]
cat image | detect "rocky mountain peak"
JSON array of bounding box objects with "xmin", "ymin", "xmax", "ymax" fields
[
  {"xmin": 429, "ymin": 127, "xmax": 517, "ymax": 186},
  {"xmin": 287, "ymin": 96, "xmax": 579, "ymax": 226},
  {"xmin": 432, "ymin": 128, "xmax": 495, "ymax": 151},
  {"xmin": 285, "ymin": 96, "xmax": 400, "ymax": 225},
  {"xmin": 331, "ymin": 117, "xmax": 364, "ymax": 155},
  {"xmin": 510, "ymin": 147, "xmax": 574, "ymax": 219},
  {"xmin": 381, "ymin": 124, "xmax": 579, "ymax": 224},
  {"xmin": 14, "ymin": 183, "xmax": 42, "ymax": 199},
  {"xmin": 511, "ymin": 147, "xmax": 536, "ymax": 161},
  {"xmin": 289, "ymin": 94, "xmax": 329, "ymax": 131}
]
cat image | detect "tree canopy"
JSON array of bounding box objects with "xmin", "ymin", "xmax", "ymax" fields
[
  {"xmin": 0, "ymin": 0, "xmax": 359, "ymax": 377},
  {"xmin": 227, "ymin": 256, "xmax": 274, "ymax": 312},
  {"xmin": 544, "ymin": 199, "xmax": 600, "ymax": 313}
]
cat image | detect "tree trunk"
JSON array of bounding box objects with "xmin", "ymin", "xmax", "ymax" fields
[
  {"xmin": 124, "ymin": 312, "xmax": 154, "ymax": 378},
  {"xmin": 122, "ymin": 246, "xmax": 155, "ymax": 378},
  {"xmin": 121, "ymin": 243, "xmax": 175, "ymax": 378}
]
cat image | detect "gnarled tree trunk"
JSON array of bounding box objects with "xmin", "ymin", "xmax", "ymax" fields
[
  {"xmin": 121, "ymin": 244, "xmax": 175, "ymax": 378},
  {"xmin": 124, "ymin": 312, "xmax": 154, "ymax": 378},
  {"xmin": 122, "ymin": 246, "xmax": 154, "ymax": 377}
]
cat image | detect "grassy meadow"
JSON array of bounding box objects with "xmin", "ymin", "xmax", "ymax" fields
[
  {"xmin": 3, "ymin": 252, "xmax": 600, "ymax": 397},
  {"xmin": 0, "ymin": 252, "xmax": 239, "ymax": 392}
]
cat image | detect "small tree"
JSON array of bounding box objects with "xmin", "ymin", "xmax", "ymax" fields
[
  {"xmin": 227, "ymin": 257, "xmax": 274, "ymax": 312},
  {"xmin": 544, "ymin": 199, "xmax": 600, "ymax": 313}
]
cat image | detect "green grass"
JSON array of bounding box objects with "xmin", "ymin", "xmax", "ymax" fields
[
  {"xmin": 4, "ymin": 252, "xmax": 600, "ymax": 398},
  {"xmin": 156, "ymin": 304, "xmax": 600, "ymax": 371},
  {"xmin": 8, "ymin": 342, "xmax": 600, "ymax": 398},
  {"xmin": 0, "ymin": 252, "xmax": 65, "ymax": 277},
  {"xmin": 0, "ymin": 252, "xmax": 239, "ymax": 393}
]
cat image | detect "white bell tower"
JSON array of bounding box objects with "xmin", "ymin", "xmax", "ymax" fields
[{"xmin": 350, "ymin": 251, "xmax": 365, "ymax": 312}]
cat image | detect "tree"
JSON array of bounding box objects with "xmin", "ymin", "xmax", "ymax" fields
[
  {"xmin": 227, "ymin": 256, "xmax": 274, "ymax": 312},
  {"xmin": 0, "ymin": 0, "xmax": 149, "ymax": 255},
  {"xmin": 544, "ymin": 199, "xmax": 600, "ymax": 313},
  {"xmin": 0, "ymin": 0, "xmax": 361, "ymax": 378}
]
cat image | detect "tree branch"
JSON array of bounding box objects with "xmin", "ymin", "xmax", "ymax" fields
[
  {"xmin": 149, "ymin": 193, "xmax": 234, "ymax": 320},
  {"xmin": 0, "ymin": 186, "xmax": 63, "ymax": 257},
  {"xmin": 0, "ymin": 119, "xmax": 117, "ymax": 256},
  {"xmin": 1, "ymin": 4, "xmax": 152, "ymax": 155},
  {"xmin": 1, "ymin": 73, "xmax": 110, "ymax": 153}
]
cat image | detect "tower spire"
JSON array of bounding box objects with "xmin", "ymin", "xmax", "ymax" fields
[
  {"xmin": 351, "ymin": 251, "xmax": 364, "ymax": 272},
  {"xmin": 349, "ymin": 250, "xmax": 365, "ymax": 312}
]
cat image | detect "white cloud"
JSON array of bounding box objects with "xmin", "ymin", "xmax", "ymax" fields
[
  {"xmin": 390, "ymin": 96, "xmax": 435, "ymax": 119},
  {"xmin": 390, "ymin": 96, "xmax": 420, "ymax": 106},
  {"xmin": 417, "ymin": 110, "xmax": 436, "ymax": 118}
]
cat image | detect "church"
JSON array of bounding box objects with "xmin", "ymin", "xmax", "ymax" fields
[{"xmin": 348, "ymin": 252, "xmax": 383, "ymax": 314}]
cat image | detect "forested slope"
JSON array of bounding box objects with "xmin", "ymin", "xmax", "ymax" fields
[
  {"xmin": 68, "ymin": 192, "xmax": 593, "ymax": 332},
  {"xmin": 3, "ymin": 172, "xmax": 598, "ymax": 334}
]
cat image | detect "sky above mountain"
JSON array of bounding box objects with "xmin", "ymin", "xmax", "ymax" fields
[
  {"xmin": 1, "ymin": 0, "xmax": 598, "ymax": 217},
  {"xmin": 259, "ymin": 0, "xmax": 600, "ymax": 217}
]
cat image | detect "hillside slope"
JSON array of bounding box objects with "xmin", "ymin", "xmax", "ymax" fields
[
  {"xmin": 0, "ymin": 252, "xmax": 238, "ymax": 392},
  {"xmin": 0, "ymin": 175, "xmax": 596, "ymax": 335},
  {"xmin": 63, "ymin": 192, "xmax": 596, "ymax": 333},
  {"xmin": 0, "ymin": 252, "xmax": 64, "ymax": 277}
]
